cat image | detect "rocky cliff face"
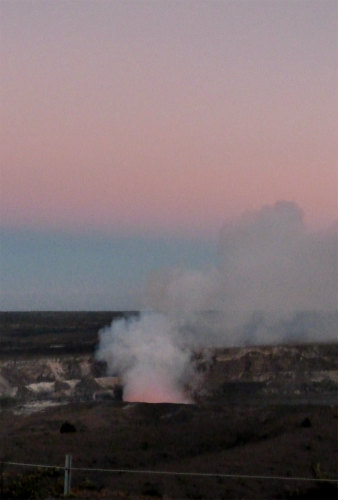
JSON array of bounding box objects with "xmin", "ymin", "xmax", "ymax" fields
[
  {"xmin": 1, "ymin": 342, "xmax": 337, "ymax": 413},
  {"xmin": 0, "ymin": 355, "xmax": 122, "ymax": 412},
  {"xmin": 201, "ymin": 343, "xmax": 338, "ymax": 405}
]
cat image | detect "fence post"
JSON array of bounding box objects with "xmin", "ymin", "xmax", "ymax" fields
[
  {"xmin": 0, "ymin": 462, "xmax": 4, "ymax": 498},
  {"xmin": 64, "ymin": 454, "xmax": 72, "ymax": 496}
]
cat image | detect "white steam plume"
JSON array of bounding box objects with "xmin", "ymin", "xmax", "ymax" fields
[
  {"xmin": 146, "ymin": 201, "xmax": 337, "ymax": 346},
  {"xmin": 96, "ymin": 313, "xmax": 197, "ymax": 403},
  {"xmin": 96, "ymin": 201, "xmax": 337, "ymax": 403}
]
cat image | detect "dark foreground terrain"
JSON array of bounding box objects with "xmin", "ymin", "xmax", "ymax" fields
[
  {"xmin": 0, "ymin": 312, "xmax": 337, "ymax": 499},
  {"xmin": 1, "ymin": 400, "xmax": 337, "ymax": 500}
]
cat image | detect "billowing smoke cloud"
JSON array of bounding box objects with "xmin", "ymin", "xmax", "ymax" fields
[
  {"xmin": 146, "ymin": 201, "xmax": 337, "ymax": 345},
  {"xmin": 217, "ymin": 201, "xmax": 337, "ymax": 315},
  {"xmin": 96, "ymin": 201, "xmax": 337, "ymax": 402},
  {"xmin": 96, "ymin": 313, "xmax": 198, "ymax": 403}
]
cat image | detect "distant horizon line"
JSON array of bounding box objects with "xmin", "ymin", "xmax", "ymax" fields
[{"xmin": 1, "ymin": 309, "xmax": 337, "ymax": 314}]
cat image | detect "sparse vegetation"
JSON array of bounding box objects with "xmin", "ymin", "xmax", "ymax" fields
[{"xmin": 2, "ymin": 467, "xmax": 62, "ymax": 499}]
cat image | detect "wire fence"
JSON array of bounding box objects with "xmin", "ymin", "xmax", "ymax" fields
[
  {"xmin": 2, "ymin": 460, "xmax": 338, "ymax": 483},
  {"xmin": 0, "ymin": 455, "xmax": 338, "ymax": 499},
  {"xmin": 1, "ymin": 456, "xmax": 337, "ymax": 498}
]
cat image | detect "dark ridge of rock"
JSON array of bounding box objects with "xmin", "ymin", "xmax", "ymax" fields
[
  {"xmin": 300, "ymin": 417, "xmax": 312, "ymax": 428},
  {"xmin": 16, "ymin": 385, "xmax": 34, "ymax": 401},
  {"xmin": 114, "ymin": 384, "xmax": 123, "ymax": 401},
  {"xmin": 74, "ymin": 377, "xmax": 101, "ymax": 401},
  {"xmin": 60, "ymin": 421, "xmax": 76, "ymax": 433},
  {"xmin": 93, "ymin": 390, "xmax": 116, "ymax": 401},
  {"xmin": 54, "ymin": 380, "xmax": 70, "ymax": 392},
  {"xmin": 91, "ymin": 360, "xmax": 107, "ymax": 377}
]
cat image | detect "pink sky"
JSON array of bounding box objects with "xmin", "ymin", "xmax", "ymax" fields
[{"xmin": 1, "ymin": 0, "xmax": 337, "ymax": 238}]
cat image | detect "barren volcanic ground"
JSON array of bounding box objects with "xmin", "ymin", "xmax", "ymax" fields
[{"xmin": 0, "ymin": 312, "xmax": 337, "ymax": 499}]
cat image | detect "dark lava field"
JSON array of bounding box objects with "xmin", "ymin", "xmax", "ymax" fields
[{"xmin": 0, "ymin": 312, "xmax": 337, "ymax": 499}]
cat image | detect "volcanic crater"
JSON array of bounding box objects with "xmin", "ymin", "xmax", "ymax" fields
[{"xmin": 0, "ymin": 312, "xmax": 337, "ymax": 499}]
